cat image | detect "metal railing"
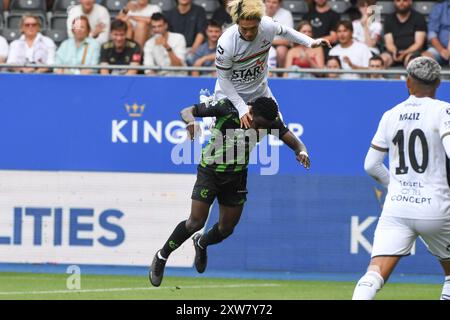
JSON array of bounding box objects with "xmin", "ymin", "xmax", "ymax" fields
[{"xmin": 1, "ymin": 63, "xmax": 450, "ymax": 77}]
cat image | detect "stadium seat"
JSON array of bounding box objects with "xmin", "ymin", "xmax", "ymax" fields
[
  {"xmin": 282, "ymin": 0, "xmax": 309, "ymax": 16},
  {"xmin": 6, "ymin": 12, "xmax": 47, "ymax": 30},
  {"xmin": 50, "ymin": 14, "xmax": 67, "ymax": 30},
  {"xmin": 1, "ymin": 28, "xmax": 21, "ymax": 42},
  {"xmin": 150, "ymin": 0, "xmax": 175, "ymax": 12},
  {"xmin": 377, "ymin": 1, "xmax": 395, "ymax": 15},
  {"xmin": 102, "ymin": 0, "xmax": 128, "ymax": 15},
  {"xmin": 53, "ymin": 0, "xmax": 80, "ymax": 14},
  {"xmin": 193, "ymin": 0, "xmax": 218, "ymax": 14},
  {"xmin": 413, "ymin": 1, "xmax": 434, "ymax": 16},
  {"xmin": 329, "ymin": 1, "xmax": 351, "ymax": 14},
  {"xmin": 9, "ymin": 0, "xmax": 46, "ymax": 12},
  {"xmin": 44, "ymin": 28, "xmax": 68, "ymax": 44}
]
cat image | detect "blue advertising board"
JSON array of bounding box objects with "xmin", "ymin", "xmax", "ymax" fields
[{"xmin": 0, "ymin": 73, "xmax": 449, "ymax": 275}]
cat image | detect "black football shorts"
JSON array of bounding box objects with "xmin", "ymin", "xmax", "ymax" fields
[{"xmin": 191, "ymin": 165, "xmax": 248, "ymax": 207}]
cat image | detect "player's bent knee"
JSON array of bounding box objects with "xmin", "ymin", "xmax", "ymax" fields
[
  {"xmin": 218, "ymin": 225, "xmax": 234, "ymax": 238},
  {"xmin": 185, "ymin": 218, "xmax": 206, "ymax": 233}
]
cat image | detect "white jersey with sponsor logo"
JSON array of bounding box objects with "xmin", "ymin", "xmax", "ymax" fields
[
  {"xmin": 214, "ymin": 16, "xmax": 277, "ymax": 103},
  {"xmin": 372, "ymin": 95, "xmax": 450, "ymax": 219},
  {"xmin": 214, "ymin": 16, "xmax": 313, "ymax": 110}
]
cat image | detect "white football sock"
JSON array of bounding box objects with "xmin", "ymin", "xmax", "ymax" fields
[
  {"xmin": 440, "ymin": 276, "xmax": 450, "ymax": 300},
  {"xmin": 352, "ymin": 271, "xmax": 384, "ymax": 300}
]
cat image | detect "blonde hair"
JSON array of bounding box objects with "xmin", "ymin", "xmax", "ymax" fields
[
  {"xmin": 21, "ymin": 14, "xmax": 42, "ymax": 30},
  {"xmin": 228, "ymin": 0, "xmax": 265, "ymax": 23}
]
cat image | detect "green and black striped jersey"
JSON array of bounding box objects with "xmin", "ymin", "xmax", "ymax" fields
[{"xmin": 192, "ymin": 99, "xmax": 289, "ymax": 173}]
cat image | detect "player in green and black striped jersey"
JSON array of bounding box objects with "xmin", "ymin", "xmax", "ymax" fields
[{"xmin": 149, "ymin": 96, "xmax": 310, "ymax": 287}]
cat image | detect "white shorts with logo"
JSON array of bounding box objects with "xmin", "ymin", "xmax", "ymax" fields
[{"xmin": 371, "ymin": 215, "xmax": 450, "ymax": 260}]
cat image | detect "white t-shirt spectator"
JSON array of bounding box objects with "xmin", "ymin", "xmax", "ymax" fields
[
  {"xmin": 128, "ymin": 4, "xmax": 161, "ymax": 27},
  {"xmin": 272, "ymin": 8, "xmax": 294, "ymax": 41},
  {"xmin": 7, "ymin": 33, "xmax": 56, "ymax": 65},
  {"xmin": 352, "ymin": 20, "xmax": 382, "ymax": 54},
  {"xmin": 67, "ymin": 4, "xmax": 111, "ymax": 45},
  {"xmin": 329, "ymin": 40, "xmax": 372, "ymax": 79},
  {"xmin": 0, "ymin": 36, "xmax": 9, "ymax": 62},
  {"xmin": 143, "ymin": 32, "xmax": 187, "ymax": 76}
]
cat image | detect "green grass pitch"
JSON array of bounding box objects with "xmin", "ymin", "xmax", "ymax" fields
[{"xmin": 0, "ymin": 272, "xmax": 442, "ymax": 300}]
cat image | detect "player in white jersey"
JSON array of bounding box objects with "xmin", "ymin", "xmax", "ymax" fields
[
  {"xmin": 214, "ymin": 0, "xmax": 331, "ymax": 129},
  {"xmin": 352, "ymin": 57, "xmax": 450, "ymax": 300}
]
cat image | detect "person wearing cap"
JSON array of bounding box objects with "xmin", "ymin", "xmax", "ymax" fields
[{"xmin": 352, "ymin": 56, "xmax": 450, "ymax": 300}]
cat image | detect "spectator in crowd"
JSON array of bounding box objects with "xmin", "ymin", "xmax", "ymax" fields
[
  {"xmin": 328, "ymin": 20, "xmax": 372, "ymax": 79},
  {"xmin": 212, "ymin": 0, "xmax": 232, "ymax": 29},
  {"xmin": 116, "ymin": 0, "xmax": 161, "ymax": 49},
  {"xmin": 7, "ymin": 14, "xmax": 56, "ymax": 73},
  {"xmin": 190, "ymin": 20, "xmax": 222, "ymax": 76},
  {"xmin": 304, "ymin": 0, "xmax": 340, "ymax": 46},
  {"xmin": 368, "ymin": 55, "xmax": 385, "ymax": 79},
  {"xmin": 100, "ymin": 20, "xmax": 142, "ymax": 75},
  {"xmin": 381, "ymin": 0, "xmax": 427, "ymax": 68},
  {"xmin": 352, "ymin": 0, "xmax": 382, "ymax": 55},
  {"xmin": 0, "ymin": 35, "xmax": 9, "ymax": 64},
  {"xmin": 284, "ymin": 21, "xmax": 324, "ymax": 78},
  {"xmin": 325, "ymin": 55, "xmax": 342, "ymax": 79},
  {"xmin": 2, "ymin": 0, "xmax": 8, "ymax": 10},
  {"xmin": 422, "ymin": 0, "xmax": 450, "ymax": 66},
  {"xmin": 55, "ymin": 16, "xmax": 100, "ymax": 75},
  {"xmin": 165, "ymin": 0, "xmax": 207, "ymax": 58},
  {"xmin": 265, "ymin": 0, "xmax": 294, "ymax": 68},
  {"xmin": 67, "ymin": 0, "xmax": 111, "ymax": 45},
  {"xmin": 144, "ymin": 12, "xmax": 187, "ymax": 76}
]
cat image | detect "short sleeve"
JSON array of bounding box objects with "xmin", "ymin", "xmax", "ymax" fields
[
  {"xmin": 383, "ymin": 15, "xmax": 393, "ymax": 35},
  {"xmin": 415, "ymin": 12, "xmax": 427, "ymax": 32},
  {"xmin": 215, "ymin": 37, "xmax": 232, "ymax": 70},
  {"xmin": 193, "ymin": 99, "xmax": 235, "ymax": 118},
  {"xmin": 371, "ymin": 111, "xmax": 390, "ymax": 151},
  {"xmin": 439, "ymin": 105, "xmax": 450, "ymax": 139},
  {"xmin": 269, "ymin": 116, "xmax": 289, "ymax": 138}
]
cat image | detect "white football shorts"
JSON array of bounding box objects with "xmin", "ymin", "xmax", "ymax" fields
[{"xmin": 371, "ymin": 215, "xmax": 450, "ymax": 260}]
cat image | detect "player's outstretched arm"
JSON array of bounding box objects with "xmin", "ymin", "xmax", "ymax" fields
[
  {"xmin": 281, "ymin": 131, "xmax": 310, "ymax": 169},
  {"xmin": 275, "ymin": 20, "xmax": 331, "ymax": 49}
]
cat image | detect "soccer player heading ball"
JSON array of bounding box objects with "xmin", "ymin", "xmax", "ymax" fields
[
  {"xmin": 353, "ymin": 56, "xmax": 450, "ymax": 300},
  {"xmin": 213, "ymin": 0, "xmax": 331, "ymax": 129},
  {"xmin": 149, "ymin": 96, "xmax": 311, "ymax": 287}
]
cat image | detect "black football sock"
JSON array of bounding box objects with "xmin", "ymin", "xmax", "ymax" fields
[
  {"xmin": 160, "ymin": 220, "xmax": 193, "ymax": 259},
  {"xmin": 199, "ymin": 223, "xmax": 229, "ymax": 248}
]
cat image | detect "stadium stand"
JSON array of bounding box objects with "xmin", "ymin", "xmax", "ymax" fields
[
  {"xmin": 377, "ymin": 1, "xmax": 395, "ymax": 15},
  {"xmin": 413, "ymin": 1, "xmax": 434, "ymax": 15},
  {"xmin": 0, "ymin": 28, "xmax": 21, "ymax": 41},
  {"xmin": 150, "ymin": 0, "xmax": 174, "ymax": 12},
  {"xmin": 43, "ymin": 27, "xmax": 67, "ymax": 44},
  {"xmin": 282, "ymin": 0, "xmax": 308, "ymax": 24},
  {"xmin": 52, "ymin": 0, "xmax": 79, "ymax": 13},
  {"xmin": 101, "ymin": 0, "xmax": 129, "ymax": 17},
  {"xmin": 9, "ymin": 0, "xmax": 47, "ymax": 12},
  {"xmin": 329, "ymin": 0, "xmax": 351, "ymax": 14},
  {"xmin": 193, "ymin": 0, "xmax": 218, "ymax": 17}
]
